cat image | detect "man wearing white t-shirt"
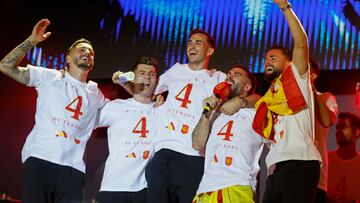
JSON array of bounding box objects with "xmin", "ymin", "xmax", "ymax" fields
[
  {"xmin": 309, "ymin": 59, "xmax": 339, "ymax": 203},
  {"xmin": 0, "ymin": 19, "xmax": 107, "ymax": 203},
  {"xmin": 192, "ymin": 65, "xmax": 265, "ymax": 203},
  {"xmin": 96, "ymin": 57, "xmax": 158, "ymax": 203},
  {"xmin": 253, "ymin": 1, "xmax": 322, "ymax": 202}
]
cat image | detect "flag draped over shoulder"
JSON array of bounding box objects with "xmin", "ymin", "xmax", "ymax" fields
[{"xmin": 252, "ymin": 65, "xmax": 307, "ymax": 140}]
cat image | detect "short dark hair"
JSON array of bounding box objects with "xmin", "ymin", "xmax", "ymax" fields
[
  {"xmin": 309, "ymin": 58, "xmax": 320, "ymax": 76},
  {"xmin": 266, "ymin": 45, "xmax": 292, "ymax": 61},
  {"xmin": 132, "ymin": 56, "xmax": 158, "ymax": 72},
  {"xmin": 338, "ymin": 112, "xmax": 360, "ymax": 130},
  {"xmin": 67, "ymin": 38, "xmax": 93, "ymax": 55},
  {"xmin": 229, "ymin": 64, "xmax": 257, "ymax": 94},
  {"xmin": 189, "ymin": 29, "xmax": 216, "ymax": 49}
]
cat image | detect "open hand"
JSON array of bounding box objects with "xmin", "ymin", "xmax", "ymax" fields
[{"xmin": 28, "ymin": 19, "xmax": 51, "ymax": 45}]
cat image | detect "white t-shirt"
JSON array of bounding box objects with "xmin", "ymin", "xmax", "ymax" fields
[
  {"xmin": 22, "ymin": 65, "xmax": 107, "ymax": 173},
  {"xmin": 154, "ymin": 63, "xmax": 226, "ymax": 156},
  {"xmin": 314, "ymin": 92, "xmax": 338, "ymax": 191},
  {"xmin": 97, "ymin": 98, "xmax": 158, "ymax": 192},
  {"xmin": 196, "ymin": 108, "xmax": 264, "ymax": 194},
  {"xmin": 266, "ymin": 64, "xmax": 322, "ymax": 170},
  {"xmin": 328, "ymin": 151, "xmax": 360, "ymax": 201}
]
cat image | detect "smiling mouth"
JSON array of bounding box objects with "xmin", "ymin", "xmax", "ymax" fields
[{"xmin": 265, "ymin": 66, "xmax": 274, "ymax": 73}]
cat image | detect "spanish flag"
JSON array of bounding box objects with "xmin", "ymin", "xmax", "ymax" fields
[
  {"xmin": 252, "ymin": 65, "xmax": 307, "ymax": 140},
  {"xmin": 56, "ymin": 130, "xmax": 68, "ymax": 138},
  {"xmin": 126, "ymin": 152, "xmax": 136, "ymax": 158},
  {"xmin": 165, "ymin": 122, "xmax": 175, "ymax": 131}
]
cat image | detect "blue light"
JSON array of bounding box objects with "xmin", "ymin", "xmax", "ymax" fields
[{"xmin": 25, "ymin": 0, "xmax": 360, "ymax": 71}]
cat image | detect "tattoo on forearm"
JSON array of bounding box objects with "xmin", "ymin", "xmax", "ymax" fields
[
  {"xmin": 19, "ymin": 40, "xmax": 34, "ymax": 52},
  {"xmin": 3, "ymin": 40, "xmax": 33, "ymax": 65},
  {"xmin": 0, "ymin": 39, "xmax": 33, "ymax": 84}
]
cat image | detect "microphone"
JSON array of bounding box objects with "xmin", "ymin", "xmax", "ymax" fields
[{"xmin": 202, "ymin": 82, "xmax": 231, "ymax": 114}]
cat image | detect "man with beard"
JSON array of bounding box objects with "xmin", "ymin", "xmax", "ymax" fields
[
  {"xmin": 96, "ymin": 57, "xmax": 159, "ymax": 203},
  {"xmin": 252, "ymin": 0, "xmax": 322, "ymax": 202},
  {"xmin": 191, "ymin": 65, "xmax": 265, "ymax": 203},
  {"xmin": 328, "ymin": 112, "xmax": 360, "ymax": 203},
  {"xmin": 0, "ymin": 19, "xmax": 107, "ymax": 203}
]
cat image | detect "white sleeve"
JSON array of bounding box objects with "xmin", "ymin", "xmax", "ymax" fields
[
  {"xmin": 215, "ymin": 71, "xmax": 227, "ymax": 83},
  {"xmin": 325, "ymin": 94, "xmax": 339, "ymax": 116},
  {"xmin": 27, "ymin": 65, "xmax": 59, "ymax": 87},
  {"xmin": 155, "ymin": 70, "xmax": 170, "ymax": 95}
]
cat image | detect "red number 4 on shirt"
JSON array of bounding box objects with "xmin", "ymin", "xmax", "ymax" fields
[
  {"xmin": 65, "ymin": 96, "xmax": 83, "ymax": 120},
  {"xmin": 132, "ymin": 117, "xmax": 149, "ymax": 138},
  {"xmin": 217, "ymin": 120, "xmax": 234, "ymax": 141},
  {"xmin": 175, "ymin": 83, "xmax": 193, "ymax": 109}
]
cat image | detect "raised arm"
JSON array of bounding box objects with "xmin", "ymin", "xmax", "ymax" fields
[
  {"xmin": 192, "ymin": 96, "xmax": 219, "ymax": 150},
  {"xmin": 0, "ymin": 19, "xmax": 51, "ymax": 84},
  {"xmin": 275, "ymin": 0, "xmax": 309, "ymax": 75}
]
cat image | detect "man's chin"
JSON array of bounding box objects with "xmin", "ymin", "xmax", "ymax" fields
[
  {"xmin": 264, "ymin": 72, "xmax": 279, "ymax": 83},
  {"xmin": 78, "ymin": 63, "xmax": 92, "ymax": 71}
]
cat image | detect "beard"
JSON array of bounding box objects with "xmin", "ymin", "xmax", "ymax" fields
[
  {"xmin": 77, "ymin": 62, "xmax": 92, "ymax": 71},
  {"xmin": 264, "ymin": 69, "xmax": 281, "ymax": 83},
  {"xmin": 336, "ymin": 134, "xmax": 353, "ymax": 146},
  {"xmin": 74, "ymin": 58, "xmax": 93, "ymax": 71}
]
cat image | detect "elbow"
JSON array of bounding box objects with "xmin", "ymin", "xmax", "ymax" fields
[
  {"xmin": 192, "ymin": 138, "xmax": 205, "ymax": 150},
  {"xmin": 192, "ymin": 142, "xmax": 203, "ymax": 150},
  {"xmin": 320, "ymin": 117, "xmax": 336, "ymax": 128},
  {"xmin": 322, "ymin": 121, "xmax": 332, "ymax": 128}
]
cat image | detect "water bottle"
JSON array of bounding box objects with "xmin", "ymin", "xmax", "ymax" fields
[{"xmin": 117, "ymin": 71, "xmax": 135, "ymax": 84}]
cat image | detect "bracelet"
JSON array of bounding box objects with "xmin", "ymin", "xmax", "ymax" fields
[
  {"xmin": 280, "ymin": 3, "xmax": 292, "ymax": 12},
  {"xmin": 238, "ymin": 96, "xmax": 247, "ymax": 108}
]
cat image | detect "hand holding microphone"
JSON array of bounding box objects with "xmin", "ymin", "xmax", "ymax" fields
[{"xmin": 202, "ymin": 82, "xmax": 231, "ymax": 114}]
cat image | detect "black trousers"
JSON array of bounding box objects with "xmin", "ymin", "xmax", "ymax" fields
[
  {"xmin": 22, "ymin": 157, "xmax": 84, "ymax": 203},
  {"xmin": 262, "ymin": 160, "xmax": 320, "ymax": 203},
  {"xmin": 145, "ymin": 149, "xmax": 204, "ymax": 203},
  {"xmin": 98, "ymin": 189, "xmax": 147, "ymax": 203},
  {"xmin": 314, "ymin": 188, "xmax": 327, "ymax": 203}
]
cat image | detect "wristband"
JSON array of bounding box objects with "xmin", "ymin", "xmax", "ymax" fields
[{"xmin": 280, "ymin": 3, "xmax": 292, "ymax": 12}]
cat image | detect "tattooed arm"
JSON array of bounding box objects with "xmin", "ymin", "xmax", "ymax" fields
[{"xmin": 0, "ymin": 19, "xmax": 51, "ymax": 85}]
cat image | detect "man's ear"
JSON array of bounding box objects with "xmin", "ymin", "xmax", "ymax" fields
[
  {"xmin": 66, "ymin": 55, "xmax": 71, "ymax": 64},
  {"xmin": 355, "ymin": 129, "xmax": 360, "ymax": 140},
  {"xmin": 244, "ymin": 84, "xmax": 252, "ymax": 92},
  {"xmin": 207, "ymin": 47, "xmax": 215, "ymax": 56}
]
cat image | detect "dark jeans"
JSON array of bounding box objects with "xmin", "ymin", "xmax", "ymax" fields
[
  {"xmin": 145, "ymin": 149, "xmax": 204, "ymax": 203},
  {"xmin": 23, "ymin": 157, "xmax": 84, "ymax": 203},
  {"xmin": 98, "ymin": 189, "xmax": 147, "ymax": 203},
  {"xmin": 314, "ymin": 188, "xmax": 327, "ymax": 203},
  {"xmin": 262, "ymin": 160, "xmax": 320, "ymax": 203}
]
